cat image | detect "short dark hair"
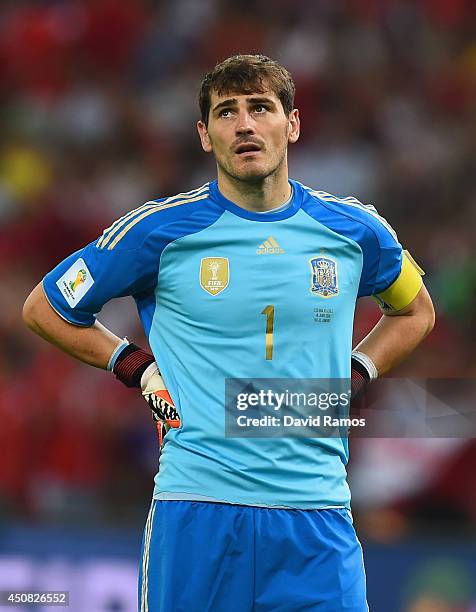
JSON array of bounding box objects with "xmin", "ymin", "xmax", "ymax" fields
[{"xmin": 199, "ymin": 54, "xmax": 295, "ymax": 125}]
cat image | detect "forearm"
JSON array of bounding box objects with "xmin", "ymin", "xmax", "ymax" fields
[
  {"xmin": 23, "ymin": 282, "xmax": 122, "ymax": 369},
  {"xmin": 354, "ymin": 311, "xmax": 432, "ymax": 376}
]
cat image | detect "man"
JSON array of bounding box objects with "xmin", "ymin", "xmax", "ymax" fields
[{"xmin": 23, "ymin": 54, "xmax": 435, "ymax": 611}]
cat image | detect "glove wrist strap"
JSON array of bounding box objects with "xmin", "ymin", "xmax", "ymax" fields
[
  {"xmin": 351, "ymin": 351, "xmax": 378, "ymax": 399},
  {"xmin": 107, "ymin": 339, "xmax": 130, "ymax": 371},
  {"xmin": 113, "ymin": 342, "xmax": 155, "ymax": 388},
  {"xmin": 351, "ymin": 350, "xmax": 378, "ymax": 380}
]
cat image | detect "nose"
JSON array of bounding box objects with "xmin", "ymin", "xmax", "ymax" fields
[{"xmin": 235, "ymin": 110, "xmax": 255, "ymax": 136}]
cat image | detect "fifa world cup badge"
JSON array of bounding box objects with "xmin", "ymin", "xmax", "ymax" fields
[
  {"xmin": 309, "ymin": 256, "xmax": 339, "ymax": 297},
  {"xmin": 56, "ymin": 258, "xmax": 94, "ymax": 307},
  {"xmin": 200, "ymin": 257, "xmax": 230, "ymax": 295}
]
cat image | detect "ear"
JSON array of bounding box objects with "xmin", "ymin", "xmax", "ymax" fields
[
  {"xmin": 197, "ymin": 120, "xmax": 213, "ymax": 153},
  {"xmin": 287, "ymin": 109, "xmax": 300, "ymax": 144}
]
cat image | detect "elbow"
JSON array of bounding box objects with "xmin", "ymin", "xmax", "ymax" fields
[
  {"xmin": 22, "ymin": 293, "xmax": 37, "ymax": 331},
  {"xmin": 423, "ymin": 314, "xmax": 435, "ymax": 340},
  {"xmin": 415, "ymin": 283, "xmax": 436, "ymax": 340},
  {"xmin": 22, "ymin": 285, "xmax": 43, "ymax": 333},
  {"xmin": 421, "ymin": 300, "xmax": 436, "ymax": 339}
]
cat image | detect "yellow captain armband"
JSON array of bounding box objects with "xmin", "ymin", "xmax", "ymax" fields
[{"xmin": 372, "ymin": 250, "xmax": 425, "ymax": 312}]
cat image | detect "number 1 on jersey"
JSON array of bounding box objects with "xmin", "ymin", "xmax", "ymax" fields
[{"xmin": 261, "ymin": 305, "xmax": 275, "ymax": 360}]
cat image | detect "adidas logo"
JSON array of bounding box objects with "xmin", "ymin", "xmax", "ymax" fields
[{"xmin": 256, "ymin": 236, "xmax": 285, "ymax": 255}]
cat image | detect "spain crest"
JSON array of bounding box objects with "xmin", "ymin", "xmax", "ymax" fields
[
  {"xmin": 200, "ymin": 257, "xmax": 229, "ymax": 295},
  {"xmin": 309, "ymin": 256, "xmax": 339, "ymax": 297}
]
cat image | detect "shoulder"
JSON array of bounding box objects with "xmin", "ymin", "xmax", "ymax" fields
[
  {"xmin": 299, "ymin": 183, "xmax": 399, "ymax": 249},
  {"xmin": 95, "ymin": 183, "xmax": 212, "ymax": 251}
]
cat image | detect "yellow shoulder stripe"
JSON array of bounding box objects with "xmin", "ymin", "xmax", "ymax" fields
[
  {"xmin": 97, "ymin": 184, "xmax": 209, "ymax": 249},
  {"xmin": 106, "ymin": 193, "xmax": 209, "ymax": 250},
  {"xmin": 373, "ymin": 250, "xmax": 424, "ymax": 312}
]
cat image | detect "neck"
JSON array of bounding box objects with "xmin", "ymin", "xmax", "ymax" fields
[{"xmin": 216, "ymin": 163, "xmax": 291, "ymax": 212}]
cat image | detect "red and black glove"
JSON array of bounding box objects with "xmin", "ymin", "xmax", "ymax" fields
[{"xmin": 113, "ymin": 342, "xmax": 180, "ymax": 445}]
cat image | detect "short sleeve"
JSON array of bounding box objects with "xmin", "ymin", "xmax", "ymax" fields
[
  {"xmin": 302, "ymin": 189, "xmax": 404, "ymax": 299},
  {"xmin": 370, "ymin": 245, "xmax": 403, "ymax": 296},
  {"xmin": 42, "ymin": 240, "xmax": 155, "ymax": 326},
  {"xmin": 353, "ymin": 204, "xmax": 403, "ymax": 298}
]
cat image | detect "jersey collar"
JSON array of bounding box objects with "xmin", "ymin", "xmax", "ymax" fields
[{"xmin": 209, "ymin": 179, "xmax": 303, "ymax": 221}]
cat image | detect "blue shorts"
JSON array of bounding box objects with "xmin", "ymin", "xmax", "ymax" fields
[{"xmin": 139, "ymin": 500, "xmax": 368, "ymax": 612}]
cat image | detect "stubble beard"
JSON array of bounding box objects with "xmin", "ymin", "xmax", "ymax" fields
[{"xmin": 216, "ymin": 146, "xmax": 288, "ymax": 187}]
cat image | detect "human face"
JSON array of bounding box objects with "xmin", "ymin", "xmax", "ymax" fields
[{"xmin": 197, "ymin": 89, "xmax": 300, "ymax": 184}]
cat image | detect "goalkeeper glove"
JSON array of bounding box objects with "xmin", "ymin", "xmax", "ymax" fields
[
  {"xmin": 141, "ymin": 363, "xmax": 181, "ymax": 445},
  {"xmin": 111, "ymin": 341, "xmax": 180, "ymax": 444}
]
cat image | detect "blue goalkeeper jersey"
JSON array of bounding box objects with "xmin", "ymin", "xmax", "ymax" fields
[{"xmin": 43, "ymin": 180, "xmax": 402, "ymax": 509}]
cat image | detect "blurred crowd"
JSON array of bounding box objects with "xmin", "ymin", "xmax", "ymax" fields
[{"xmin": 0, "ymin": 0, "xmax": 475, "ymax": 549}]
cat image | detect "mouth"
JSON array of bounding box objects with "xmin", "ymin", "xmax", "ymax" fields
[{"xmin": 234, "ymin": 142, "xmax": 262, "ymax": 156}]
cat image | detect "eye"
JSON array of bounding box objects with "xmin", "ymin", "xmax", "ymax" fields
[
  {"xmin": 253, "ymin": 104, "xmax": 268, "ymax": 114},
  {"xmin": 218, "ymin": 108, "xmax": 233, "ymax": 118}
]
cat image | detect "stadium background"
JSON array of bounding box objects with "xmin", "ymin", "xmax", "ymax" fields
[{"xmin": 0, "ymin": 0, "xmax": 475, "ymax": 610}]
